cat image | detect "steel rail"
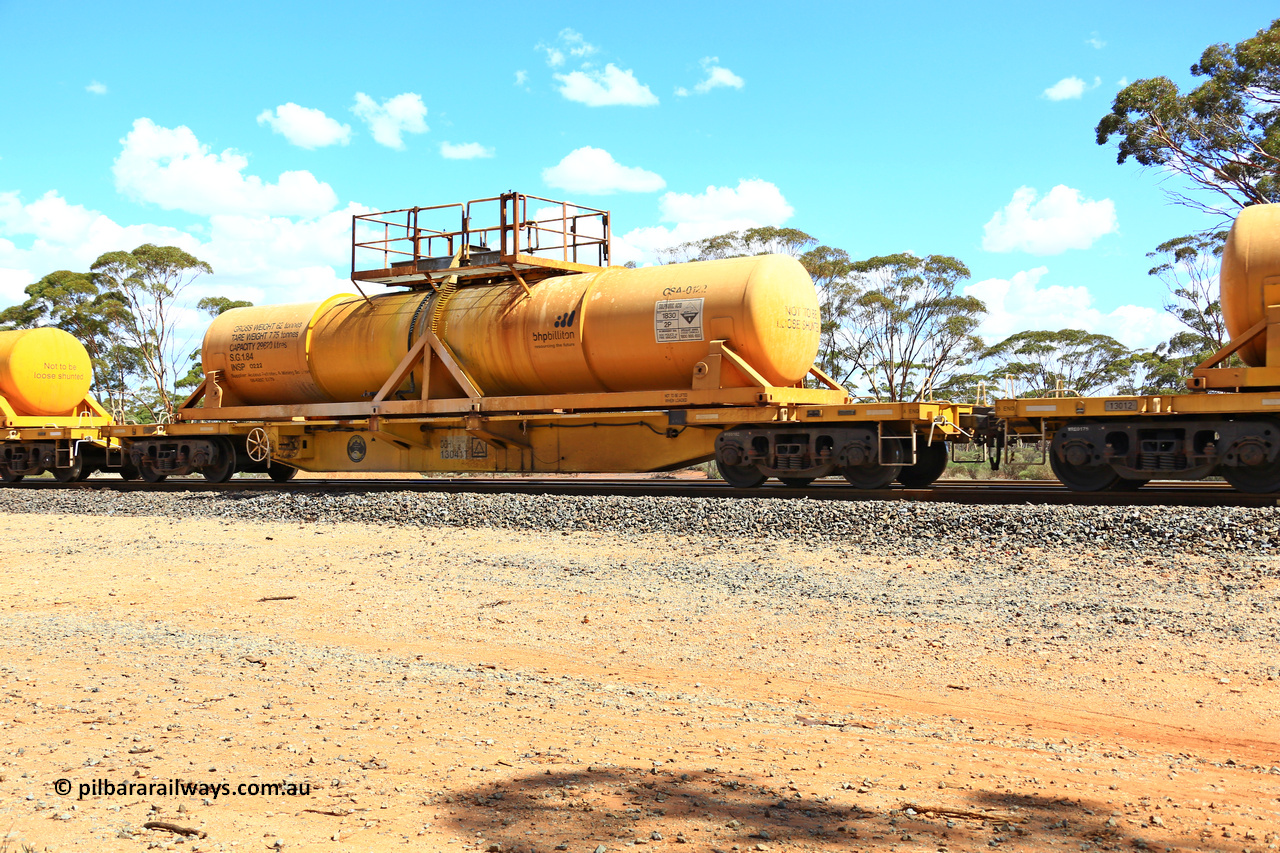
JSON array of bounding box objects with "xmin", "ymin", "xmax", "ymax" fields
[{"xmin": 0, "ymin": 477, "xmax": 1272, "ymax": 507}]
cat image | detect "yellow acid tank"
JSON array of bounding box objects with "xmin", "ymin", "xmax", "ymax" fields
[
  {"xmin": 1221, "ymin": 204, "xmax": 1280, "ymax": 366},
  {"xmin": 0, "ymin": 328, "xmax": 94, "ymax": 415},
  {"xmin": 201, "ymin": 254, "xmax": 821, "ymax": 405}
]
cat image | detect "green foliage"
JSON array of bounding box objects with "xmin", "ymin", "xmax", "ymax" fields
[
  {"xmin": 983, "ymin": 328, "xmax": 1137, "ymax": 397},
  {"xmin": 0, "ymin": 269, "xmax": 131, "ymax": 392},
  {"xmin": 1096, "ymin": 18, "xmax": 1280, "ymax": 213},
  {"xmin": 657, "ymin": 226, "xmax": 817, "ymax": 263},
  {"xmin": 196, "ymin": 296, "xmax": 252, "ymax": 317},
  {"xmin": 797, "ymin": 244, "xmax": 857, "ymax": 382},
  {"xmin": 91, "ymin": 244, "xmax": 214, "ymax": 419},
  {"xmin": 1147, "ymin": 229, "xmax": 1231, "ymax": 357},
  {"xmin": 841, "ymin": 253, "xmax": 985, "ymax": 401}
]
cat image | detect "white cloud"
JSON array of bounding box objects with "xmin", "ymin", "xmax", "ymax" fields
[
  {"xmin": 538, "ymin": 28, "xmax": 597, "ymax": 67},
  {"xmin": 0, "ymin": 186, "xmax": 371, "ymax": 315},
  {"xmin": 1086, "ymin": 33, "xmax": 1106, "ymax": 49},
  {"xmin": 1117, "ymin": 76, "xmax": 1129, "ymax": 88},
  {"xmin": 86, "ymin": 81, "xmax": 107, "ymax": 95},
  {"xmin": 660, "ymin": 179, "xmax": 793, "ymax": 224},
  {"xmin": 555, "ymin": 64, "xmax": 658, "ymax": 107},
  {"xmin": 0, "ymin": 189, "xmax": 200, "ymax": 306},
  {"xmin": 440, "ymin": 141, "xmax": 494, "ymax": 160},
  {"xmin": 112, "ymin": 118, "xmax": 338, "ymax": 218},
  {"xmin": 677, "ymin": 57, "xmax": 744, "ymax": 96},
  {"xmin": 1043, "ymin": 76, "xmax": 1086, "ymax": 100},
  {"xmin": 351, "ymin": 92, "xmax": 428, "ymax": 149},
  {"xmin": 982, "ymin": 185, "xmax": 1117, "ymax": 255},
  {"xmin": 965, "ymin": 267, "xmax": 1182, "ymax": 350},
  {"xmin": 559, "ymin": 29, "xmax": 597, "ymax": 59},
  {"xmin": 542, "ymin": 147, "xmax": 664, "ymax": 194},
  {"xmin": 256, "ymin": 103, "xmax": 352, "ymax": 149},
  {"xmin": 614, "ymin": 179, "xmax": 794, "ymax": 265},
  {"xmin": 514, "ymin": 70, "xmax": 528, "ymax": 86}
]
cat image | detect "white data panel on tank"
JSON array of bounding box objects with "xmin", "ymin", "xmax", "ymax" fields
[{"xmin": 654, "ymin": 298, "xmax": 704, "ymax": 343}]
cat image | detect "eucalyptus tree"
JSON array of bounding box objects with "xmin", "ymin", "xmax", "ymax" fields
[
  {"xmin": 90, "ymin": 244, "xmax": 213, "ymax": 419},
  {"xmin": 983, "ymin": 329, "xmax": 1137, "ymax": 397},
  {"xmin": 1095, "ymin": 18, "xmax": 1280, "ymax": 215},
  {"xmin": 841, "ymin": 253, "xmax": 985, "ymax": 402}
]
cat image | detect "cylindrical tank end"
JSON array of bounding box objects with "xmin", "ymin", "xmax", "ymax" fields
[{"xmin": 1221, "ymin": 204, "xmax": 1280, "ymax": 367}]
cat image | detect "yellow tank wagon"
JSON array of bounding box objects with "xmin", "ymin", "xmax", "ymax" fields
[
  {"xmin": 115, "ymin": 192, "xmax": 973, "ymax": 487},
  {"xmin": 0, "ymin": 328, "xmax": 116, "ymax": 482}
]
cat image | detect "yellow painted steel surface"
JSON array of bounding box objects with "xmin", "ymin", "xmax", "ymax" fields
[
  {"xmin": 201, "ymin": 294, "xmax": 357, "ymax": 406},
  {"xmin": 202, "ymin": 255, "xmax": 821, "ymax": 404},
  {"xmin": 1221, "ymin": 203, "xmax": 1280, "ymax": 366},
  {"xmin": 0, "ymin": 328, "xmax": 93, "ymax": 415}
]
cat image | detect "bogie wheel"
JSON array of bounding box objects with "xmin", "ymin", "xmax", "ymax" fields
[
  {"xmin": 51, "ymin": 456, "xmax": 87, "ymax": 483},
  {"xmin": 0, "ymin": 465, "xmax": 23, "ymax": 483},
  {"xmin": 897, "ymin": 441, "xmax": 949, "ymax": 488},
  {"xmin": 267, "ymin": 462, "xmax": 298, "ymax": 483},
  {"xmin": 1048, "ymin": 450, "xmax": 1118, "ymax": 492},
  {"xmin": 841, "ymin": 439, "xmax": 905, "ymax": 490},
  {"xmin": 118, "ymin": 462, "xmax": 140, "ymax": 481},
  {"xmin": 202, "ymin": 438, "xmax": 236, "ymax": 483},
  {"xmin": 778, "ymin": 477, "xmax": 814, "ymax": 488},
  {"xmin": 139, "ymin": 463, "xmax": 167, "ymax": 484},
  {"xmin": 718, "ymin": 463, "xmax": 766, "ymax": 489},
  {"xmin": 1221, "ymin": 455, "xmax": 1280, "ymax": 493}
]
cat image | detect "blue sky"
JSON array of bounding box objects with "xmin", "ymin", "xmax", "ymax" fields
[{"xmin": 0, "ymin": 1, "xmax": 1274, "ymax": 350}]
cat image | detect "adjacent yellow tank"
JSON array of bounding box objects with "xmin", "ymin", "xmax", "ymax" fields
[
  {"xmin": 1221, "ymin": 203, "xmax": 1280, "ymax": 366},
  {"xmin": 202, "ymin": 254, "xmax": 822, "ymax": 404},
  {"xmin": 0, "ymin": 328, "xmax": 94, "ymax": 416}
]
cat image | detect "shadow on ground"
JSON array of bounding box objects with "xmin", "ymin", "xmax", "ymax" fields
[{"xmin": 441, "ymin": 764, "xmax": 1229, "ymax": 852}]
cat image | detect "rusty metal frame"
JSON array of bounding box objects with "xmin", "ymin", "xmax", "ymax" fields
[{"xmin": 351, "ymin": 191, "xmax": 611, "ymax": 289}]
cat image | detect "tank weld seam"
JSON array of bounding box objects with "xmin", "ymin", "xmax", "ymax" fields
[{"xmin": 404, "ymin": 292, "xmax": 435, "ymax": 396}]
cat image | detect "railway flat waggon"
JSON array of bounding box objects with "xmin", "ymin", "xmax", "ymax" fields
[
  {"xmin": 104, "ymin": 193, "xmax": 971, "ymax": 488},
  {"xmin": 993, "ymin": 204, "xmax": 1280, "ymax": 494}
]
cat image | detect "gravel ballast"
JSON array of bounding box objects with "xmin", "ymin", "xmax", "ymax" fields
[{"xmin": 0, "ymin": 488, "xmax": 1277, "ymax": 554}]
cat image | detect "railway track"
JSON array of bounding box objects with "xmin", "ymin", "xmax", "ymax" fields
[{"xmin": 2, "ymin": 476, "xmax": 1274, "ymax": 507}]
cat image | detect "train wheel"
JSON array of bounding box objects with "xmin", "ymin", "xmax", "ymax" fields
[
  {"xmin": 841, "ymin": 440, "xmax": 904, "ymax": 490},
  {"xmin": 897, "ymin": 442, "xmax": 948, "ymax": 488},
  {"xmin": 139, "ymin": 463, "xmax": 167, "ymax": 484},
  {"xmin": 118, "ymin": 462, "xmax": 140, "ymax": 481},
  {"xmin": 267, "ymin": 462, "xmax": 297, "ymax": 483},
  {"xmin": 202, "ymin": 438, "xmax": 236, "ymax": 483},
  {"xmin": 0, "ymin": 465, "xmax": 23, "ymax": 483},
  {"xmin": 1222, "ymin": 455, "xmax": 1280, "ymax": 493},
  {"xmin": 778, "ymin": 477, "xmax": 813, "ymax": 488},
  {"xmin": 1048, "ymin": 451, "xmax": 1118, "ymax": 491},
  {"xmin": 51, "ymin": 457, "xmax": 87, "ymax": 483},
  {"xmin": 719, "ymin": 463, "xmax": 766, "ymax": 488}
]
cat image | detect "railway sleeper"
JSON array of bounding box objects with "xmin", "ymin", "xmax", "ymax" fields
[
  {"xmin": 1049, "ymin": 418, "xmax": 1280, "ymax": 493},
  {"xmin": 714, "ymin": 425, "xmax": 923, "ymax": 489}
]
